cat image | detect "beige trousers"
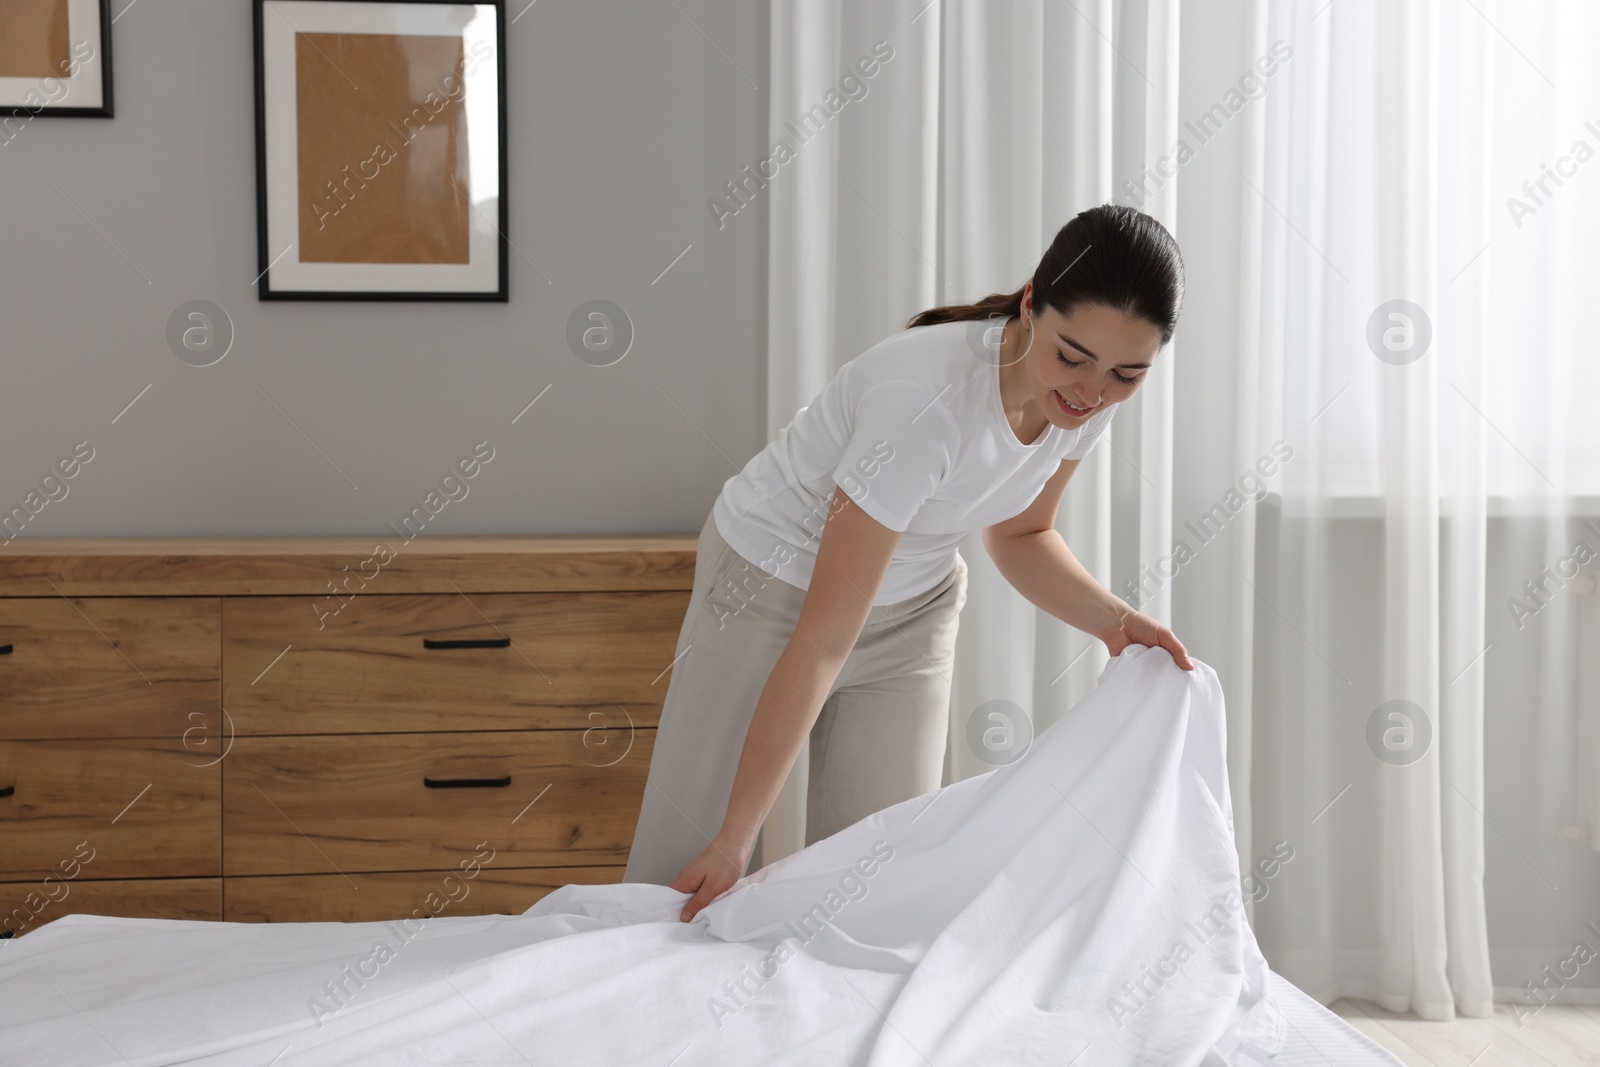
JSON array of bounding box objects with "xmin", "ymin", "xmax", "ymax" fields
[{"xmin": 623, "ymin": 508, "xmax": 968, "ymax": 886}]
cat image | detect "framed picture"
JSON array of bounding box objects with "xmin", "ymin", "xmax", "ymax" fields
[
  {"xmin": 0, "ymin": 0, "xmax": 113, "ymax": 119},
  {"xmin": 252, "ymin": 0, "xmax": 508, "ymax": 301}
]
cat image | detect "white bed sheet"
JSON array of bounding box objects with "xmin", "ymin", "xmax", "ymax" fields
[{"xmin": 0, "ymin": 645, "xmax": 1403, "ymax": 1066}]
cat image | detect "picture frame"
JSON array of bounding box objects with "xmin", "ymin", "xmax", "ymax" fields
[
  {"xmin": 252, "ymin": 0, "xmax": 508, "ymax": 301},
  {"xmin": 0, "ymin": 0, "xmax": 114, "ymax": 120}
]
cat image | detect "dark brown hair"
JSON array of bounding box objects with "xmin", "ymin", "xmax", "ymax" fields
[{"xmin": 904, "ymin": 203, "xmax": 1185, "ymax": 345}]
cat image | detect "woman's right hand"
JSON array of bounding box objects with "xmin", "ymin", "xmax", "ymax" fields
[{"xmin": 669, "ymin": 834, "xmax": 752, "ymax": 922}]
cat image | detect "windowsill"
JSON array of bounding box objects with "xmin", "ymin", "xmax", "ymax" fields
[{"xmin": 1265, "ymin": 494, "xmax": 1600, "ymax": 520}]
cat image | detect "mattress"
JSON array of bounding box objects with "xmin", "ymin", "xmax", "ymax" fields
[{"xmin": 1242, "ymin": 974, "xmax": 1404, "ymax": 1066}]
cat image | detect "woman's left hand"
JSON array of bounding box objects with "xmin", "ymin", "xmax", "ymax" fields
[{"xmin": 1100, "ymin": 606, "xmax": 1195, "ymax": 671}]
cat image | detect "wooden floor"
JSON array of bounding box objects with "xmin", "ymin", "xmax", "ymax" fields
[{"xmin": 1332, "ymin": 998, "xmax": 1600, "ymax": 1065}]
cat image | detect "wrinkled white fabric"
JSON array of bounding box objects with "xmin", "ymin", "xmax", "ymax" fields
[{"xmin": 0, "ymin": 646, "xmax": 1396, "ymax": 1066}]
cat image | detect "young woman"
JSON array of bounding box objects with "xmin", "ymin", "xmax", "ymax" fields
[{"xmin": 623, "ymin": 203, "xmax": 1195, "ymax": 923}]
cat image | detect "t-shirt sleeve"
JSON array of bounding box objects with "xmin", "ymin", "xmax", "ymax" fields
[
  {"xmin": 829, "ymin": 378, "xmax": 956, "ymax": 533},
  {"xmin": 1063, "ymin": 403, "xmax": 1117, "ymax": 461}
]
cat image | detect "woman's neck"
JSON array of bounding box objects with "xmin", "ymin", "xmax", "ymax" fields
[{"xmin": 998, "ymin": 317, "xmax": 1050, "ymax": 445}]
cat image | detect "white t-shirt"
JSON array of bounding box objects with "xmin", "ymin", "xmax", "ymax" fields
[{"xmin": 711, "ymin": 318, "xmax": 1118, "ymax": 605}]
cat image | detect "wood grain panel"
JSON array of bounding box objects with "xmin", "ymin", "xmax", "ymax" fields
[
  {"xmin": 222, "ymin": 730, "xmax": 654, "ymax": 876},
  {"xmin": 0, "ymin": 597, "xmax": 221, "ymax": 741},
  {"xmin": 0, "ymin": 878, "xmax": 221, "ymax": 939},
  {"xmin": 0, "ymin": 535, "xmax": 698, "ymax": 597},
  {"xmin": 0, "ymin": 739, "xmax": 221, "ymax": 880},
  {"xmin": 224, "ymin": 866, "xmax": 627, "ymax": 924},
  {"xmin": 223, "ymin": 592, "xmax": 686, "ymax": 734}
]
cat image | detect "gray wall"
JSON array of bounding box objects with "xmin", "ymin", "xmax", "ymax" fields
[{"xmin": 0, "ymin": 0, "xmax": 768, "ymax": 537}]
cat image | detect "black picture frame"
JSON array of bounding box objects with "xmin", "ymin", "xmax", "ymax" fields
[
  {"xmin": 0, "ymin": 0, "xmax": 115, "ymax": 119},
  {"xmin": 252, "ymin": 0, "xmax": 509, "ymax": 302}
]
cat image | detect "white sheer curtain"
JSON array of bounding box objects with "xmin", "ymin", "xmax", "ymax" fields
[
  {"xmin": 1205, "ymin": 0, "xmax": 1600, "ymax": 1016},
  {"xmin": 1207, "ymin": 0, "xmax": 1497, "ymax": 1019},
  {"xmin": 762, "ymin": 0, "xmax": 1600, "ymax": 1020}
]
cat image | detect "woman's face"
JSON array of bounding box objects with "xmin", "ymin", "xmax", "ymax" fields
[{"xmin": 1006, "ymin": 288, "xmax": 1166, "ymax": 428}]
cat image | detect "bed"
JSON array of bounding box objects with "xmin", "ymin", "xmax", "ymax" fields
[{"xmin": 0, "ymin": 645, "xmax": 1403, "ymax": 1066}]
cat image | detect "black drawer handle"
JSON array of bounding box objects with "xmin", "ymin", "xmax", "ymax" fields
[
  {"xmin": 0, "ymin": 644, "xmax": 12, "ymax": 655},
  {"xmin": 0, "ymin": 785, "xmax": 13, "ymax": 798},
  {"xmin": 423, "ymin": 775, "xmax": 511, "ymax": 789},
  {"xmin": 422, "ymin": 637, "xmax": 511, "ymax": 650}
]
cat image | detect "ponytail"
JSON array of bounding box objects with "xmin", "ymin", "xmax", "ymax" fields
[{"xmin": 905, "ymin": 286, "xmax": 1024, "ymax": 329}]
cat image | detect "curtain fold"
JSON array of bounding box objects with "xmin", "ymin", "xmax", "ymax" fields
[
  {"xmin": 761, "ymin": 0, "xmax": 1596, "ymax": 1019},
  {"xmin": 1436, "ymin": 0, "xmax": 1495, "ymax": 1018},
  {"xmin": 1375, "ymin": 0, "xmax": 1452, "ymax": 1019}
]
